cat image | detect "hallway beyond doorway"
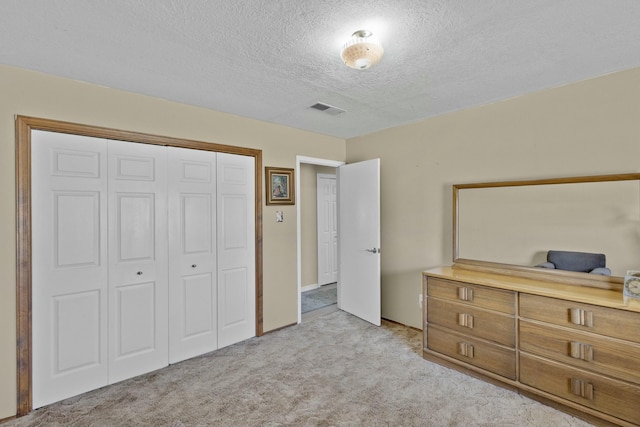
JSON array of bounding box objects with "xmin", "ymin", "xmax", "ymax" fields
[
  {"xmin": 301, "ymin": 283, "xmax": 338, "ymax": 323},
  {"xmin": 301, "ymin": 283, "xmax": 336, "ymax": 314}
]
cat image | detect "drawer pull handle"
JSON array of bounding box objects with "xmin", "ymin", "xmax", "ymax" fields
[
  {"xmin": 570, "ymin": 378, "xmax": 595, "ymax": 400},
  {"xmin": 569, "ymin": 341, "xmax": 594, "ymax": 362},
  {"xmin": 569, "ymin": 308, "xmax": 594, "ymax": 327},
  {"xmin": 457, "ymin": 342, "xmax": 474, "ymax": 358},
  {"xmin": 457, "ymin": 313, "xmax": 474, "ymax": 329},
  {"xmin": 457, "ymin": 287, "xmax": 474, "ymax": 302}
]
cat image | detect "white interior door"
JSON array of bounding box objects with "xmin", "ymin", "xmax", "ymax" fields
[
  {"xmin": 216, "ymin": 152, "xmax": 256, "ymax": 348},
  {"xmin": 317, "ymin": 173, "xmax": 337, "ymax": 286},
  {"xmin": 31, "ymin": 131, "xmax": 109, "ymax": 408},
  {"xmin": 337, "ymin": 159, "xmax": 381, "ymax": 326},
  {"xmin": 107, "ymin": 140, "xmax": 169, "ymax": 383},
  {"xmin": 168, "ymin": 147, "xmax": 218, "ymax": 363},
  {"xmin": 32, "ymin": 130, "xmax": 259, "ymax": 408}
]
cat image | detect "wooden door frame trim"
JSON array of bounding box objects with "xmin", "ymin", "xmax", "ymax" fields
[{"xmin": 15, "ymin": 115, "xmax": 264, "ymax": 416}]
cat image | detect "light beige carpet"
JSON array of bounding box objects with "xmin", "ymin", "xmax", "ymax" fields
[{"xmin": 3, "ymin": 310, "xmax": 594, "ymax": 427}]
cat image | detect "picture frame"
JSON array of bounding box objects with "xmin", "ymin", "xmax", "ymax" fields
[{"xmin": 266, "ymin": 167, "xmax": 295, "ymax": 205}]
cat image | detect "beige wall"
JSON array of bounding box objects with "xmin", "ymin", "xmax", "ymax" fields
[
  {"xmin": 300, "ymin": 164, "xmax": 337, "ymax": 288},
  {"xmin": 3, "ymin": 63, "xmax": 639, "ymax": 420},
  {"xmin": 346, "ymin": 67, "xmax": 640, "ymax": 329},
  {"xmin": 0, "ymin": 64, "xmax": 346, "ymax": 418}
]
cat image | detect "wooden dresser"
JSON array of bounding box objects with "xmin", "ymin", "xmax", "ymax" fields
[{"xmin": 423, "ymin": 267, "xmax": 640, "ymax": 427}]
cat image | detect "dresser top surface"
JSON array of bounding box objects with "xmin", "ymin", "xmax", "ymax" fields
[{"xmin": 424, "ymin": 266, "xmax": 640, "ymax": 313}]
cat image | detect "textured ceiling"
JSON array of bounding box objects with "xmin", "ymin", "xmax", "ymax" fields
[{"xmin": 2, "ymin": 1, "xmax": 640, "ymax": 139}]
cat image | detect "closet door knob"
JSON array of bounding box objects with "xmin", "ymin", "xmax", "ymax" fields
[
  {"xmin": 136, "ymin": 271, "xmax": 143, "ymax": 275},
  {"xmin": 191, "ymin": 264, "xmax": 197, "ymax": 268}
]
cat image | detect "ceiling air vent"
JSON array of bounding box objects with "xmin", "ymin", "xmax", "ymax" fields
[{"xmin": 310, "ymin": 102, "xmax": 345, "ymax": 116}]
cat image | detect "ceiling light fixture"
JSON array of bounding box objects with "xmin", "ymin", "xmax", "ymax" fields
[{"xmin": 340, "ymin": 30, "xmax": 384, "ymax": 70}]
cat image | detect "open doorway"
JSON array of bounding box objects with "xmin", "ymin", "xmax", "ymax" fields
[
  {"xmin": 300, "ymin": 165, "xmax": 337, "ymax": 319},
  {"xmin": 296, "ymin": 156, "xmax": 344, "ymax": 323}
]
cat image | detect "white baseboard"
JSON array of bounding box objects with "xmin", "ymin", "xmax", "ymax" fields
[{"xmin": 301, "ymin": 283, "xmax": 319, "ymax": 292}]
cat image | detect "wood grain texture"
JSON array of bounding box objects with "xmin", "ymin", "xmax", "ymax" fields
[
  {"xmin": 520, "ymin": 320, "xmax": 640, "ymax": 384},
  {"xmin": 520, "ymin": 353, "xmax": 640, "ymax": 426},
  {"xmin": 424, "ymin": 268, "xmax": 640, "ymax": 427},
  {"xmin": 426, "ymin": 266, "xmax": 638, "ymax": 311},
  {"xmin": 15, "ymin": 116, "xmax": 33, "ymax": 416},
  {"xmin": 427, "ymin": 324, "xmax": 516, "ymax": 379},
  {"xmin": 520, "ymin": 294, "xmax": 640, "ymax": 343},
  {"xmin": 454, "ymin": 259, "xmax": 623, "ymax": 290},
  {"xmin": 427, "ymin": 277, "xmax": 516, "ymax": 314},
  {"xmin": 427, "ymin": 298, "xmax": 515, "ymax": 347},
  {"xmin": 253, "ymin": 154, "xmax": 263, "ymax": 337},
  {"xmin": 422, "ymin": 348, "xmax": 626, "ymax": 427}
]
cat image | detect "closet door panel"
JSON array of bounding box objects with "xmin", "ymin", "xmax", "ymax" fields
[
  {"xmin": 31, "ymin": 131, "xmax": 109, "ymax": 409},
  {"xmin": 108, "ymin": 140, "xmax": 168, "ymax": 383},
  {"xmin": 55, "ymin": 192, "xmax": 101, "ymax": 267},
  {"xmin": 182, "ymin": 273, "xmax": 214, "ymax": 336},
  {"xmin": 32, "ymin": 130, "xmax": 258, "ymax": 407},
  {"xmin": 168, "ymin": 147, "xmax": 218, "ymax": 363},
  {"xmin": 52, "ymin": 291, "xmax": 102, "ymax": 371},
  {"xmin": 217, "ymin": 153, "xmax": 255, "ymax": 348},
  {"xmin": 115, "ymin": 282, "xmax": 157, "ymax": 355},
  {"xmin": 117, "ymin": 194, "xmax": 155, "ymax": 260},
  {"xmin": 220, "ymin": 268, "xmax": 249, "ymax": 324}
]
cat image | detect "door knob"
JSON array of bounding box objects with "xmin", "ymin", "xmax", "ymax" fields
[
  {"xmin": 191, "ymin": 264, "xmax": 197, "ymax": 268},
  {"xmin": 136, "ymin": 271, "xmax": 143, "ymax": 275},
  {"xmin": 365, "ymin": 248, "xmax": 380, "ymax": 253}
]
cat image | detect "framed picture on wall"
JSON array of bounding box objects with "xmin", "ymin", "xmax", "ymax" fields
[{"xmin": 266, "ymin": 167, "xmax": 295, "ymax": 205}]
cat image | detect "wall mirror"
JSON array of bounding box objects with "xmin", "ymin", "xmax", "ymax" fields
[{"xmin": 453, "ymin": 173, "xmax": 640, "ymax": 286}]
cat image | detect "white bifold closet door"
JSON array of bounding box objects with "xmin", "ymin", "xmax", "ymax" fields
[
  {"xmin": 216, "ymin": 152, "xmax": 256, "ymax": 348},
  {"xmin": 107, "ymin": 140, "xmax": 169, "ymax": 383},
  {"xmin": 32, "ymin": 131, "xmax": 110, "ymax": 409},
  {"xmin": 31, "ymin": 131, "xmax": 255, "ymax": 409},
  {"xmin": 167, "ymin": 149, "xmax": 256, "ymax": 360},
  {"xmin": 168, "ymin": 147, "xmax": 218, "ymax": 364}
]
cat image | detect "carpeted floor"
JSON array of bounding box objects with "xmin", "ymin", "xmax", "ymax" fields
[
  {"xmin": 3, "ymin": 310, "xmax": 594, "ymax": 427},
  {"xmin": 301, "ymin": 283, "xmax": 337, "ymax": 313}
]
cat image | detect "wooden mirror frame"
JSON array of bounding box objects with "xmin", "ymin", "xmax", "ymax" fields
[{"xmin": 452, "ymin": 173, "xmax": 640, "ymax": 290}]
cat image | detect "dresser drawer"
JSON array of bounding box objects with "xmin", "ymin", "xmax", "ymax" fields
[
  {"xmin": 520, "ymin": 294, "xmax": 640, "ymax": 343},
  {"xmin": 427, "ymin": 277, "xmax": 515, "ymax": 314},
  {"xmin": 427, "ymin": 297, "xmax": 515, "ymax": 347},
  {"xmin": 520, "ymin": 320, "xmax": 640, "ymax": 384},
  {"xmin": 427, "ymin": 325, "xmax": 516, "ymax": 379},
  {"xmin": 520, "ymin": 353, "xmax": 640, "ymax": 425}
]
